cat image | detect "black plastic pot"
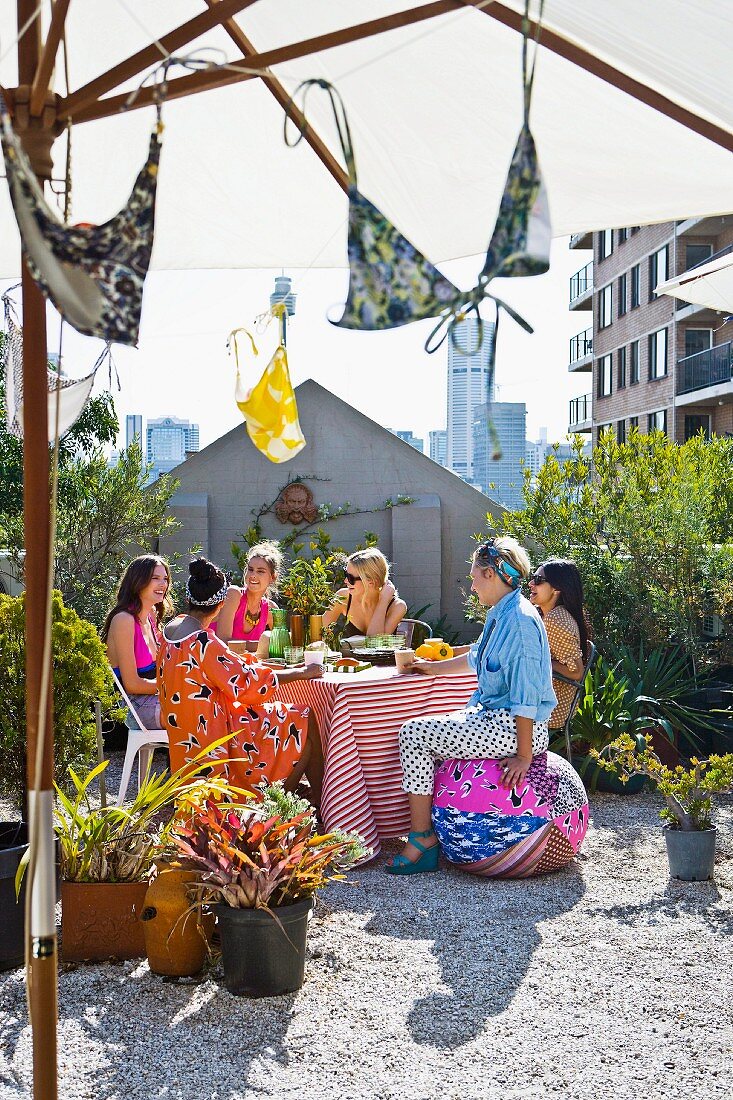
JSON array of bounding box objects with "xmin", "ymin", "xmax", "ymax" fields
[
  {"xmin": 664, "ymin": 826, "xmax": 716, "ymax": 881},
  {"xmin": 216, "ymin": 897, "xmax": 312, "ymax": 997},
  {"xmin": 0, "ymin": 822, "xmax": 28, "ymax": 972}
]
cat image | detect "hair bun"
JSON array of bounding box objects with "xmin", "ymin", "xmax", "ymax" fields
[{"xmin": 189, "ymin": 557, "xmax": 215, "ymax": 582}]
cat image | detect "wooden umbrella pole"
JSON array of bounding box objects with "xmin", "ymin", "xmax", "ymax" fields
[{"xmin": 17, "ymin": 3, "xmax": 59, "ymax": 1099}]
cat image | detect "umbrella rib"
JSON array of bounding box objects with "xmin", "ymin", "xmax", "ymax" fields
[
  {"xmin": 58, "ymin": 0, "xmax": 733, "ymax": 154},
  {"xmin": 61, "ymin": 0, "xmax": 259, "ymax": 118},
  {"xmin": 469, "ymin": 0, "xmax": 733, "ymax": 154},
  {"xmin": 61, "ymin": 1, "xmax": 460, "ymax": 122},
  {"xmin": 202, "ymin": 0, "xmax": 348, "ymax": 194},
  {"xmin": 29, "ymin": 0, "xmax": 71, "ymax": 116}
]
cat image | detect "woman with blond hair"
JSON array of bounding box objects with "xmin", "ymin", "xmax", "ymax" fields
[
  {"xmin": 322, "ymin": 547, "xmax": 406, "ymax": 640},
  {"xmin": 386, "ymin": 536, "xmax": 557, "ymax": 874},
  {"xmin": 216, "ymin": 541, "xmax": 282, "ymax": 644}
]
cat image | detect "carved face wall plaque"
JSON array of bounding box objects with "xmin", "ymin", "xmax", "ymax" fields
[{"xmin": 274, "ymin": 482, "xmax": 318, "ymax": 525}]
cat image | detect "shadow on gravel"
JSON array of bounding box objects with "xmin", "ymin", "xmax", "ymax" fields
[
  {"xmin": 588, "ymin": 880, "xmax": 733, "ymax": 933},
  {"xmin": 337, "ymin": 854, "xmax": 587, "ymax": 1050},
  {"xmin": 46, "ymin": 961, "xmax": 295, "ymax": 1099}
]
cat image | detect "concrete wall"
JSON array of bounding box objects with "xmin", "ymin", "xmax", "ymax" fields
[{"xmin": 160, "ymin": 380, "xmax": 506, "ymax": 640}]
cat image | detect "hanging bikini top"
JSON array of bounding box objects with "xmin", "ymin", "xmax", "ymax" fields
[
  {"xmin": 284, "ymin": 1, "xmax": 549, "ymax": 359},
  {"xmin": 0, "ymin": 94, "xmax": 161, "ymax": 346}
]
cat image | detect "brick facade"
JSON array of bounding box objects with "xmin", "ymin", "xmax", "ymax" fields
[{"xmin": 573, "ymin": 217, "xmax": 733, "ymax": 444}]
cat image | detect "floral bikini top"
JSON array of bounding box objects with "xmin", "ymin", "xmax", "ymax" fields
[{"xmin": 285, "ymin": 6, "xmax": 548, "ymax": 359}]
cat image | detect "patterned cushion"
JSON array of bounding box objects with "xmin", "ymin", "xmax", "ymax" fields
[{"xmin": 432, "ymin": 752, "xmax": 588, "ymax": 878}]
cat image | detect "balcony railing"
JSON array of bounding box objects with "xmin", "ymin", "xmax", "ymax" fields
[
  {"xmin": 569, "ymin": 328, "xmax": 593, "ymax": 363},
  {"xmin": 676, "ymin": 342, "xmax": 733, "ymax": 395},
  {"xmin": 569, "ymin": 261, "xmax": 593, "ymax": 305},
  {"xmin": 569, "ymin": 393, "xmax": 592, "ymax": 427}
]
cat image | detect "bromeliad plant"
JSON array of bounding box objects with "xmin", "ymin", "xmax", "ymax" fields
[
  {"xmin": 171, "ymin": 782, "xmax": 369, "ymax": 910},
  {"xmin": 593, "ymin": 734, "xmax": 733, "ymax": 831}
]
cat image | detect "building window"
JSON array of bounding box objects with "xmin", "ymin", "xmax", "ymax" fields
[
  {"xmin": 598, "ymin": 285, "xmax": 613, "ymax": 329},
  {"xmin": 686, "ymin": 243, "xmax": 713, "ymax": 270},
  {"xmin": 684, "ymin": 328, "xmax": 713, "ymax": 358},
  {"xmin": 597, "ymin": 354, "xmax": 613, "ymax": 398},
  {"xmin": 684, "ymin": 414, "xmax": 711, "ymax": 440},
  {"xmin": 649, "ymin": 245, "xmax": 669, "ymax": 300},
  {"xmin": 630, "ymin": 264, "xmax": 640, "ymax": 308},
  {"xmin": 648, "ymin": 328, "xmax": 668, "ymax": 379},
  {"xmin": 618, "ymin": 228, "xmax": 630, "ymax": 244},
  {"xmin": 598, "ymin": 229, "xmax": 614, "ymax": 260},
  {"xmin": 648, "ymin": 409, "xmax": 667, "ymax": 434},
  {"xmin": 618, "ymin": 272, "xmax": 627, "ymax": 317},
  {"xmin": 617, "ymin": 420, "xmax": 626, "ymax": 444},
  {"xmin": 629, "ymin": 415, "xmax": 639, "ymax": 430},
  {"xmin": 629, "ymin": 340, "xmax": 640, "ymax": 384},
  {"xmin": 617, "ymin": 346, "xmax": 627, "ymax": 389}
]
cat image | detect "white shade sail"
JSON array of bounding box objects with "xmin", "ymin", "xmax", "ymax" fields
[
  {"xmin": 1, "ymin": 0, "xmax": 733, "ymax": 274},
  {"xmin": 657, "ymin": 251, "xmax": 733, "ymax": 313}
]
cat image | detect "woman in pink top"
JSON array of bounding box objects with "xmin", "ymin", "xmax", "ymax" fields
[
  {"xmin": 102, "ymin": 555, "xmax": 173, "ymax": 727},
  {"xmin": 217, "ymin": 541, "xmax": 282, "ymax": 644}
]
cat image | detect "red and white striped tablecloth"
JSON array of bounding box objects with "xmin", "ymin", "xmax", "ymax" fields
[{"xmin": 277, "ymin": 666, "xmax": 477, "ymax": 858}]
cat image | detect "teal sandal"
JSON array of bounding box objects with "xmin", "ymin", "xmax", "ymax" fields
[{"xmin": 384, "ymin": 829, "xmax": 439, "ymax": 875}]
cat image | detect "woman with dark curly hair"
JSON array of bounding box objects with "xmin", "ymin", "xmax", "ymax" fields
[{"xmin": 528, "ymin": 558, "xmax": 592, "ymax": 732}]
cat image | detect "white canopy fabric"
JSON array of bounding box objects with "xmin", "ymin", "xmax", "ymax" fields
[
  {"xmin": 657, "ymin": 251, "xmax": 733, "ymax": 313},
  {"xmin": 1, "ymin": 0, "xmax": 733, "ymax": 272}
]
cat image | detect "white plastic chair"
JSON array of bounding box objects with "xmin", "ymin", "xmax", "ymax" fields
[{"xmin": 111, "ymin": 669, "xmax": 169, "ymax": 805}]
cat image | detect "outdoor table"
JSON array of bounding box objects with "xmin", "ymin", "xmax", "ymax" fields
[{"xmin": 277, "ymin": 664, "xmax": 477, "ymax": 858}]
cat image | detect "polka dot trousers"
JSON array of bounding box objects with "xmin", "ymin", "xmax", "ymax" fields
[{"xmin": 399, "ymin": 706, "xmax": 549, "ymax": 796}]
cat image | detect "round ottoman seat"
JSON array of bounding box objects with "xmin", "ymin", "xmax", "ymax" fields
[{"xmin": 432, "ymin": 751, "xmax": 589, "ymax": 878}]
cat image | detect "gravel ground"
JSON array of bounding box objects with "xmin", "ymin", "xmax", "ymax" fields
[{"xmin": 1, "ymin": 750, "xmax": 732, "ymax": 1100}]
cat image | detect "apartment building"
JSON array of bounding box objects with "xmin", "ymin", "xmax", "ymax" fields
[{"xmin": 567, "ymin": 219, "xmax": 733, "ymax": 444}]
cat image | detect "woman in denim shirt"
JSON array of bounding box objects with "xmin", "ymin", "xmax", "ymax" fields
[{"xmin": 386, "ymin": 536, "xmax": 556, "ymax": 875}]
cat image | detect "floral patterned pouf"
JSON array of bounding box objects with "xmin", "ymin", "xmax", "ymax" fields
[{"xmin": 432, "ymin": 752, "xmax": 588, "ymax": 878}]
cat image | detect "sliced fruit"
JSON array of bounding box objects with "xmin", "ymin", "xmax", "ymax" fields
[{"xmin": 415, "ymin": 643, "xmax": 436, "ymax": 660}]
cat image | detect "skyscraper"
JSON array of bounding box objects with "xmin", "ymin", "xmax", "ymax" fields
[
  {"xmin": 472, "ymin": 401, "xmax": 527, "ymax": 511},
  {"xmin": 429, "ymin": 429, "xmax": 447, "ymax": 467},
  {"xmin": 146, "ymin": 416, "xmax": 200, "ymax": 481},
  {"xmin": 125, "ymin": 414, "xmax": 143, "ymax": 450},
  {"xmin": 446, "ymin": 315, "xmax": 496, "ymax": 482}
]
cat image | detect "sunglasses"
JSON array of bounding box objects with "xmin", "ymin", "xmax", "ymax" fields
[
  {"xmin": 529, "ymin": 573, "xmax": 547, "ymax": 585},
  {"xmin": 344, "ymin": 571, "xmax": 361, "ymax": 585}
]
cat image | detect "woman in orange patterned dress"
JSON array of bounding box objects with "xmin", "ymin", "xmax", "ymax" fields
[
  {"xmin": 157, "ymin": 558, "xmax": 323, "ymax": 801},
  {"xmin": 528, "ymin": 558, "xmax": 592, "ymax": 732}
]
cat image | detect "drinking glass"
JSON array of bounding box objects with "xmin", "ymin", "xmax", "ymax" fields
[{"xmin": 283, "ymin": 646, "xmax": 304, "ymax": 666}]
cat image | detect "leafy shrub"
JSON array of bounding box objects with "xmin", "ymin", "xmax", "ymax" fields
[{"xmin": 0, "ymin": 592, "xmax": 118, "ymax": 812}]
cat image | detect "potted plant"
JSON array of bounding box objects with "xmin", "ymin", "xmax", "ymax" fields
[
  {"xmin": 278, "ymin": 556, "xmax": 339, "ymax": 643},
  {"xmin": 0, "ymin": 591, "xmax": 117, "ymax": 970},
  {"xmin": 593, "ymin": 734, "xmax": 733, "ymax": 881},
  {"xmin": 51, "ymin": 752, "xmax": 234, "ymax": 962},
  {"xmin": 564, "ymin": 661, "xmax": 651, "ymax": 793},
  {"xmin": 171, "ymin": 783, "xmax": 369, "ymax": 997}
]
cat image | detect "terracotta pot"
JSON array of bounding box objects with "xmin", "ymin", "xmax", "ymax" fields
[
  {"xmin": 61, "ymin": 881, "xmax": 148, "ymax": 962},
  {"xmin": 141, "ymin": 868, "xmax": 212, "ymax": 977}
]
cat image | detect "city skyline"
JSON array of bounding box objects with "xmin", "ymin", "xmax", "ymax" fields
[{"xmin": 0, "ymin": 239, "xmax": 589, "ymax": 458}]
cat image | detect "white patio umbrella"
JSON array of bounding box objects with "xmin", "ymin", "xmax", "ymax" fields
[
  {"xmin": 3, "ymin": 5, "xmax": 733, "ymax": 1098},
  {"xmin": 657, "ymin": 249, "xmax": 733, "ymax": 313}
]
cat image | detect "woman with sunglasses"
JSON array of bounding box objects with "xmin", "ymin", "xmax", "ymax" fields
[
  {"xmin": 386, "ymin": 536, "xmax": 556, "ymax": 875},
  {"xmin": 528, "ymin": 559, "xmax": 591, "ymax": 732},
  {"xmin": 322, "ymin": 548, "xmax": 406, "ymax": 640}
]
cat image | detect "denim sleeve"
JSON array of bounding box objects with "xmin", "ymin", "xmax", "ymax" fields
[
  {"xmin": 504, "ymin": 621, "xmax": 545, "ymax": 719},
  {"xmin": 466, "ymin": 641, "xmax": 479, "ymax": 671}
]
